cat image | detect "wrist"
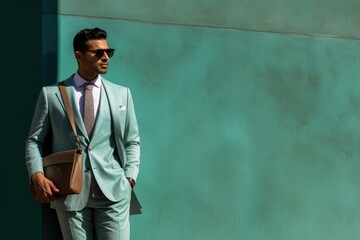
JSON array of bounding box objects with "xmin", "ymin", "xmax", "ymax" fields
[
  {"xmin": 31, "ymin": 172, "xmax": 44, "ymax": 183},
  {"xmin": 127, "ymin": 177, "xmax": 136, "ymax": 188}
]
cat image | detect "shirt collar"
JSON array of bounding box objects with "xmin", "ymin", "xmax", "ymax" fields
[{"xmin": 73, "ymin": 72, "xmax": 102, "ymax": 88}]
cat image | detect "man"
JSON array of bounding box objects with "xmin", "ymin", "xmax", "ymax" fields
[{"xmin": 25, "ymin": 27, "xmax": 141, "ymax": 239}]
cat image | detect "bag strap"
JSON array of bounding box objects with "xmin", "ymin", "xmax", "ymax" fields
[{"xmin": 58, "ymin": 82, "xmax": 81, "ymax": 149}]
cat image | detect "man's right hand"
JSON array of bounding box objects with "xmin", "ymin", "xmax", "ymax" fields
[{"xmin": 31, "ymin": 172, "xmax": 59, "ymax": 204}]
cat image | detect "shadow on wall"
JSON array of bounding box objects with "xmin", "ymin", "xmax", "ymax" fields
[
  {"xmin": 43, "ymin": 52, "xmax": 58, "ymax": 86},
  {"xmin": 43, "ymin": 0, "xmax": 58, "ymax": 86},
  {"xmin": 42, "ymin": 1, "xmax": 62, "ymax": 239}
]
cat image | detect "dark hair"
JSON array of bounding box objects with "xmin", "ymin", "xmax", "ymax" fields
[{"xmin": 73, "ymin": 27, "xmax": 107, "ymax": 52}]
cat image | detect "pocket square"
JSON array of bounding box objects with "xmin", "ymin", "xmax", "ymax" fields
[{"xmin": 119, "ymin": 105, "xmax": 127, "ymax": 111}]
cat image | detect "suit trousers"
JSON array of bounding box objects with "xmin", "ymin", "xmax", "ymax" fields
[{"xmin": 56, "ymin": 181, "xmax": 132, "ymax": 240}]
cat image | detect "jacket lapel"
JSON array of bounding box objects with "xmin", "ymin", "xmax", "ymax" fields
[
  {"xmin": 89, "ymin": 85, "xmax": 108, "ymax": 144},
  {"xmin": 102, "ymin": 79, "xmax": 125, "ymax": 139}
]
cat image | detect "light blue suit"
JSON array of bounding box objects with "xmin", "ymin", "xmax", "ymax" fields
[{"xmin": 25, "ymin": 75, "xmax": 141, "ymax": 214}]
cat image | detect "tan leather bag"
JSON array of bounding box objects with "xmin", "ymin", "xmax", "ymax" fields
[{"xmin": 43, "ymin": 148, "xmax": 82, "ymax": 195}]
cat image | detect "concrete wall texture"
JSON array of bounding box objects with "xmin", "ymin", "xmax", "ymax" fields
[{"xmin": 35, "ymin": 0, "xmax": 360, "ymax": 239}]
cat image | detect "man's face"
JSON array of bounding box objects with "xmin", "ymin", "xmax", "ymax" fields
[{"xmin": 76, "ymin": 39, "xmax": 113, "ymax": 80}]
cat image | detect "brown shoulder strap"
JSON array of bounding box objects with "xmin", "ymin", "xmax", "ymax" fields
[{"xmin": 58, "ymin": 82, "xmax": 81, "ymax": 149}]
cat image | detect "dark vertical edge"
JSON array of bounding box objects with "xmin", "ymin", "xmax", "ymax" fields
[
  {"xmin": 42, "ymin": 0, "xmax": 58, "ymax": 86},
  {"xmin": 41, "ymin": 1, "xmax": 62, "ymax": 239}
]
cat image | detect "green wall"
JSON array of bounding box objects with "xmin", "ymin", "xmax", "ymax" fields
[
  {"xmin": 40, "ymin": 1, "xmax": 360, "ymax": 239},
  {"xmin": 56, "ymin": 0, "xmax": 360, "ymax": 39}
]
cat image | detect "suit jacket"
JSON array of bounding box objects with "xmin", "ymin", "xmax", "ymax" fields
[{"xmin": 25, "ymin": 75, "xmax": 141, "ymax": 214}]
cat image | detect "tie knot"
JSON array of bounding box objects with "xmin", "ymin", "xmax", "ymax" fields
[{"xmin": 83, "ymin": 82, "xmax": 94, "ymax": 91}]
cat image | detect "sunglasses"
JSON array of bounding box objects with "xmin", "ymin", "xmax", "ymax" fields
[{"xmin": 85, "ymin": 48, "xmax": 115, "ymax": 58}]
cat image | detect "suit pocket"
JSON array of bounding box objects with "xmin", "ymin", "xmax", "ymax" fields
[{"xmin": 112, "ymin": 160, "xmax": 122, "ymax": 169}]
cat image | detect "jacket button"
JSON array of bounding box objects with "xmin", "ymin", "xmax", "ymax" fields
[{"xmin": 88, "ymin": 147, "xmax": 92, "ymax": 151}]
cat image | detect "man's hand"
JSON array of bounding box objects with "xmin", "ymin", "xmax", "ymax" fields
[
  {"xmin": 126, "ymin": 177, "xmax": 136, "ymax": 188},
  {"xmin": 31, "ymin": 172, "xmax": 59, "ymax": 204}
]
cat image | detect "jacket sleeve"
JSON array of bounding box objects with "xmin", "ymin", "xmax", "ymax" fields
[
  {"xmin": 25, "ymin": 88, "xmax": 50, "ymax": 178},
  {"xmin": 123, "ymin": 88, "xmax": 141, "ymax": 181}
]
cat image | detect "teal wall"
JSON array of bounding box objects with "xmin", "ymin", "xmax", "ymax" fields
[
  {"xmin": 57, "ymin": 0, "xmax": 360, "ymax": 39},
  {"xmin": 40, "ymin": 1, "xmax": 360, "ymax": 239}
]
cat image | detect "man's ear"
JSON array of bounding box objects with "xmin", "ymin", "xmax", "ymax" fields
[{"xmin": 75, "ymin": 51, "xmax": 83, "ymax": 62}]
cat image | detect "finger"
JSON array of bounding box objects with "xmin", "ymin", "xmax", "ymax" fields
[
  {"xmin": 40, "ymin": 198, "xmax": 48, "ymax": 204},
  {"xmin": 45, "ymin": 190, "xmax": 56, "ymax": 202},
  {"xmin": 34, "ymin": 184, "xmax": 51, "ymax": 203},
  {"xmin": 48, "ymin": 181, "xmax": 59, "ymax": 192},
  {"xmin": 42, "ymin": 183, "xmax": 56, "ymax": 201},
  {"xmin": 46, "ymin": 181, "xmax": 59, "ymax": 201},
  {"xmin": 34, "ymin": 180, "xmax": 57, "ymax": 203},
  {"xmin": 41, "ymin": 191, "xmax": 54, "ymax": 203}
]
